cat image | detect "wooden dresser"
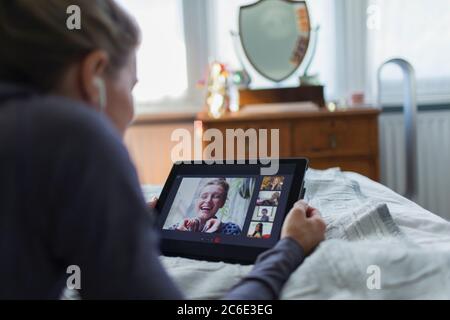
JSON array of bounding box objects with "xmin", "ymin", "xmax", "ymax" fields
[{"xmin": 197, "ymin": 105, "xmax": 380, "ymax": 181}]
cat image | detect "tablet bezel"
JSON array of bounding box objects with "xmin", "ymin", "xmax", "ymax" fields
[{"xmin": 155, "ymin": 158, "xmax": 308, "ymax": 264}]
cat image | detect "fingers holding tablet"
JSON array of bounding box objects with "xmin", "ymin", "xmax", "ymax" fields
[{"xmin": 281, "ymin": 200, "xmax": 326, "ymax": 255}]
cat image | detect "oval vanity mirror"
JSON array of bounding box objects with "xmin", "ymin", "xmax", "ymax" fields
[{"xmin": 239, "ymin": 0, "xmax": 311, "ymax": 82}]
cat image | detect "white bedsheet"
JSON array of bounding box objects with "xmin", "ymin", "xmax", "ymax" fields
[
  {"xmin": 142, "ymin": 168, "xmax": 450, "ymax": 299},
  {"xmin": 311, "ymin": 169, "xmax": 450, "ymax": 248}
]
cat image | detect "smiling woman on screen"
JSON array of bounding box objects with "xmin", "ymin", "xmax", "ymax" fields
[{"xmin": 170, "ymin": 178, "xmax": 242, "ymax": 235}]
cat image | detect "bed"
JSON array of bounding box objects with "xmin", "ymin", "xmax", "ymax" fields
[{"xmin": 142, "ymin": 168, "xmax": 450, "ymax": 299}]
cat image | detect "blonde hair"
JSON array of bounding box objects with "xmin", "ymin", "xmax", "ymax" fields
[
  {"xmin": 0, "ymin": 0, "xmax": 140, "ymax": 92},
  {"xmin": 202, "ymin": 178, "xmax": 229, "ymax": 201}
]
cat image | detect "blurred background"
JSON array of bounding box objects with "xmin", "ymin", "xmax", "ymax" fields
[{"xmin": 119, "ymin": 0, "xmax": 450, "ymax": 220}]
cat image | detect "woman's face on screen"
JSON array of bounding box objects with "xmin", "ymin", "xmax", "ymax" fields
[{"xmin": 195, "ymin": 185, "xmax": 226, "ymax": 221}]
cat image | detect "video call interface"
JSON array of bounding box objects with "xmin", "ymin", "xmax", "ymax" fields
[{"xmin": 161, "ymin": 174, "xmax": 294, "ymax": 247}]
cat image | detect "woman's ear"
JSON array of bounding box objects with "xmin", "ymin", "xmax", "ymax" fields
[{"xmin": 78, "ymin": 50, "xmax": 109, "ymax": 109}]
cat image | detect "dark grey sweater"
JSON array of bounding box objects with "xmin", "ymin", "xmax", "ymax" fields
[{"xmin": 0, "ymin": 83, "xmax": 305, "ymax": 300}]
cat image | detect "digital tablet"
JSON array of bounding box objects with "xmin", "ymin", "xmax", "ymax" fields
[{"xmin": 155, "ymin": 158, "xmax": 308, "ymax": 264}]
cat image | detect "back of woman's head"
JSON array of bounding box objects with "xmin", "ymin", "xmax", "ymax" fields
[{"xmin": 0, "ymin": 0, "xmax": 140, "ymax": 92}]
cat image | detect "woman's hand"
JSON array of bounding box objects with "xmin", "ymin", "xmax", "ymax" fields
[
  {"xmin": 204, "ymin": 218, "xmax": 221, "ymax": 233},
  {"xmin": 176, "ymin": 219, "xmax": 195, "ymax": 232},
  {"xmin": 176, "ymin": 223, "xmax": 188, "ymax": 232},
  {"xmin": 184, "ymin": 218, "xmax": 201, "ymax": 232},
  {"xmin": 281, "ymin": 200, "xmax": 326, "ymax": 255}
]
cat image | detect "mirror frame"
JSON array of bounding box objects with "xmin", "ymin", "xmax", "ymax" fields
[{"xmin": 238, "ymin": 0, "xmax": 311, "ymax": 83}]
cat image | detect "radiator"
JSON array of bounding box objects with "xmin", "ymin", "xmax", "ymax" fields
[{"xmin": 379, "ymin": 111, "xmax": 450, "ymax": 220}]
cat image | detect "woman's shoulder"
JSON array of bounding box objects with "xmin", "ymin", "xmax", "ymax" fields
[
  {"xmin": 0, "ymin": 83, "xmax": 113, "ymax": 142},
  {"xmin": 32, "ymin": 95, "xmax": 117, "ymax": 141},
  {"xmin": 16, "ymin": 94, "xmax": 123, "ymax": 154},
  {"xmin": 1, "ymin": 90, "xmax": 129, "ymax": 171}
]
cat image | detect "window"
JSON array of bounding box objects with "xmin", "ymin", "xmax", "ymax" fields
[
  {"xmin": 116, "ymin": 0, "xmax": 188, "ymax": 108},
  {"xmin": 118, "ymin": 0, "xmax": 450, "ymax": 112},
  {"xmin": 367, "ymin": 0, "xmax": 450, "ymax": 104}
]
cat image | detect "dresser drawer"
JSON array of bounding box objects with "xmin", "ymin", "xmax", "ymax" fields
[{"xmin": 293, "ymin": 118, "xmax": 373, "ymax": 156}]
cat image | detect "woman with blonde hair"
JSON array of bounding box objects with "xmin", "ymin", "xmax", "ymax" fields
[{"xmin": 171, "ymin": 178, "xmax": 242, "ymax": 235}]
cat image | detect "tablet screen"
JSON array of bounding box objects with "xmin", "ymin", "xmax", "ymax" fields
[{"xmin": 158, "ymin": 162, "xmax": 299, "ymax": 250}]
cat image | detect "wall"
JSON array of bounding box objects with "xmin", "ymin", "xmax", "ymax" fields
[
  {"xmin": 124, "ymin": 114, "xmax": 195, "ymax": 185},
  {"xmin": 379, "ymin": 109, "xmax": 450, "ymax": 220}
]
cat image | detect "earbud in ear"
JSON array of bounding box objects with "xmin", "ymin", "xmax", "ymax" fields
[{"xmin": 93, "ymin": 77, "xmax": 107, "ymax": 112}]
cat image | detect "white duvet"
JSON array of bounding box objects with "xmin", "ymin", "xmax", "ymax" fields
[{"xmin": 149, "ymin": 168, "xmax": 450, "ymax": 299}]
